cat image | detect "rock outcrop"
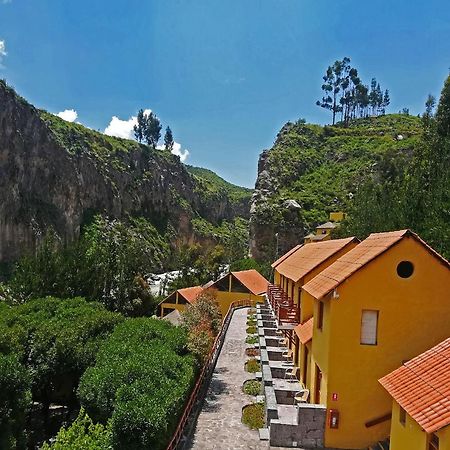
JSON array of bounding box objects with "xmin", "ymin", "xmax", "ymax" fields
[{"xmin": 0, "ymin": 81, "xmax": 251, "ymax": 264}]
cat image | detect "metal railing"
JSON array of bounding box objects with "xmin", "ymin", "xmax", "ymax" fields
[{"xmin": 166, "ymin": 298, "xmax": 257, "ymax": 450}]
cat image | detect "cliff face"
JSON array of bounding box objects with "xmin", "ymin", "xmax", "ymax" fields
[
  {"xmin": 0, "ymin": 81, "xmax": 251, "ymax": 264},
  {"xmin": 250, "ymin": 115, "xmax": 422, "ymax": 261}
]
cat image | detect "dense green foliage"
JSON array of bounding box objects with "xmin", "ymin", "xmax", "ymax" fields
[
  {"xmin": 0, "ymin": 297, "xmax": 123, "ymax": 408},
  {"xmin": 10, "ymin": 216, "xmax": 168, "ymax": 315},
  {"xmin": 41, "ymin": 409, "xmax": 112, "ymax": 450},
  {"xmin": 0, "ymin": 353, "xmax": 31, "ymax": 449},
  {"xmin": 241, "ymin": 402, "xmax": 265, "ymax": 429},
  {"xmin": 78, "ymin": 318, "xmax": 196, "ymax": 450},
  {"xmin": 243, "ymin": 380, "xmax": 262, "ymax": 396},
  {"xmin": 254, "ymin": 113, "xmax": 422, "ymax": 231},
  {"xmin": 341, "ymin": 76, "xmax": 450, "ymax": 258},
  {"xmin": 186, "ymin": 165, "xmax": 252, "ymax": 206},
  {"xmin": 245, "ymin": 335, "xmax": 258, "ymax": 345}
]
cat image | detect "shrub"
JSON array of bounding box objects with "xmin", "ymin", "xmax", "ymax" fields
[
  {"xmin": 0, "ymin": 353, "xmax": 31, "ymax": 449},
  {"xmin": 41, "ymin": 408, "xmax": 112, "ymax": 449},
  {"xmin": 245, "ymin": 359, "xmax": 261, "ymax": 373},
  {"xmin": 0, "ymin": 297, "xmax": 123, "ymax": 407},
  {"xmin": 246, "ymin": 319, "xmax": 256, "ymax": 327},
  {"xmin": 245, "ymin": 348, "xmax": 259, "ymax": 357},
  {"xmin": 245, "ymin": 335, "xmax": 258, "ymax": 345},
  {"xmin": 242, "ymin": 402, "xmax": 265, "ymax": 429},
  {"xmin": 78, "ymin": 318, "xmax": 196, "ymax": 450},
  {"xmin": 181, "ymin": 289, "xmax": 222, "ymax": 364},
  {"xmin": 243, "ymin": 380, "xmax": 261, "ymax": 396},
  {"xmin": 246, "ymin": 325, "xmax": 257, "ymax": 334}
]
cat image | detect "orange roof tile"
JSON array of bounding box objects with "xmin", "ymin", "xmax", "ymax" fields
[
  {"xmin": 303, "ymin": 229, "xmax": 450, "ymax": 300},
  {"xmin": 232, "ymin": 270, "xmax": 269, "ymax": 295},
  {"xmin": 272, "ymin": 245, "xmax": 303, "ymax": 268},
  {"xmin": 274, "ymin": 237, "xmax": 358, "ymax": 283},
  {"xmin": 178, "ymin": 286, "xmax": 203, "ymax": 304},
  {"xmin": 294, "ymin": 317, "xmax": 314, "ymax": 344},
  {"xmin": 379, "ymin": 337, "xmax": 450, "ymax": 433}
]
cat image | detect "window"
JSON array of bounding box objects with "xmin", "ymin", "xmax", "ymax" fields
[
  {"xmin": 399, "ymin": 407, "xmax": 406, "ymax": 426},
  {"xmin": 429, "ymin": 433, "xmax": 439, "ymax": 450},
  {"xmin": 317, "ymin": 301, "xmax": 324, "ymax": 330},
  {"xmin": 360, "ymin": 310, "xmax": 379, "ymax": 345},
  {"xmin": 397, "ymin": 261, "xmax": 414, "ymax": 278}
]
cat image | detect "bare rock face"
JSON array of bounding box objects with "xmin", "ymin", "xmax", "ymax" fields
[
  {"xmin": 249, "ymin": 149, "xmax": 305, "ymax": 262},
  {"xmin": 0, "ymin": 82, "xmax": 249, "ymax": 264}
]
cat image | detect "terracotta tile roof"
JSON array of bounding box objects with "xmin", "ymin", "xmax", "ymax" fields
[
  {"xmin": 303, "ymin": 229, "xmax": 450, "ymax": 300},
  {"xmin": 274, "ymin": 237, "xmax": 358, "ymax": 283},
  {"xmin": 294, "ymin": 317, "xmax": 314, "ymax": 344},
  {"xmin": 379, "ymin": 337, "xmax": 450, "ymax": 433},
  {"xmin": 232, "ymin": 270, "xmax": 269, "ymax": 295},
  {"xmin": 272, "ymin": 245, "xmax": 303, "ymax": 268},
  {"xmin": 178, "ymin": 286, "xmax": 204, "ymax": 304}
]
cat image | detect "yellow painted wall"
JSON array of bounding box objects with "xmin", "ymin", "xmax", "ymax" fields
[
  {"xmin": 215, "ymin": 291, "xmax": 263, "ymax": 317},
  {"xmin": 314, "ymin": 236, "xmax": 450, "ymax": 449},
  {"xmin": 330, "ymin": 212, "xmax": 346, "ymax": 222},
  {"xmin": 389, "ymin": 401, "xmax": 450, "ymax": 450},
  {"xmin": 160, "ymin": 302, "xmax": 186, "ymax": 317},
  {"xmin": 437, "ymin": 426, "xmax": 450, "ymax": 450}
]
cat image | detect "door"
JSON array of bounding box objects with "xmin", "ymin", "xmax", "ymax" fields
[
  {"xmin": 302, "ymin": 346, "xmax": 309, "ymax": 385},
  {"xmin": 314, "ymin": 364, "xmax": 322, "ymax": 404}
]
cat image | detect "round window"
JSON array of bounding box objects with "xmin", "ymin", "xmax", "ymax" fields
[{"xmin": 397, "ymin": 261, "xmax": 414, "ymax": 278}]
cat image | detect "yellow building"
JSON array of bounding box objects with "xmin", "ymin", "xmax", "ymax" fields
[
  {"xmin": 270, "ymin": 237, "xmax": 359, "ymax": 365},
  {"xmin": 301, "ymin": 230, "xmax": 450, "ymax": 449},
  {"xmin": 158, "ymin": 269, "xmax": 269, "ymax": 318},
  {"xmin": 158, "ymin": 285, "xmax": 203, "ymax": 318},
  {"xmin": 210, "ymin": 269, "xmax": 269, "ymax": 316},
  {"xmin": 380, "ymin": 337, "xmax": 450, "ymax": 450},
  {"xmin": 304, "ymin": 212, "xmax": 346, "ymax": 244}
]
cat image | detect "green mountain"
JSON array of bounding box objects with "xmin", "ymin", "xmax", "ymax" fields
[
  {"xmin": 0, "ymin": 79, "xmax": 250, "ymax": 269},
  {"xmin": 250, "ymin": 114, "xmax": 423, "ymax": 260}
]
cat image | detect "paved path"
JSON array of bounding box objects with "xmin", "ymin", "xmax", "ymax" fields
[{"xmin": 188, "ymin": 307, "xmax": 272, "ymax": 450}]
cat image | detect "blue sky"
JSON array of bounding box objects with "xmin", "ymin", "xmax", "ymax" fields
[{"xmin": 1, "ymin": 0, "xmax": 449, "ymax": 187}]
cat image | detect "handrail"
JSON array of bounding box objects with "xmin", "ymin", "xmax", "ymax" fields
[
  {"xmin": 365, "ymin": 412, "xmax": 392, "ymax": 428},
  {"xmin": 166, "ymin": 298, "xmax": 257, "ymax": 450}
]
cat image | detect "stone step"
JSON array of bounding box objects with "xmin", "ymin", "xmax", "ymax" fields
[{"xmin": 258, "ymin": 427, "xmax": 270, "ymax": 441}]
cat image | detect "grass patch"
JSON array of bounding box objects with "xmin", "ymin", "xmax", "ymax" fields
[
  {"xmin": 243, "ymin": 380, "xmax": 262, "ymax": 396},
  {"xmin": 245, "ymin": 359, "xmax": 261, "ymax": 373},
  {"xmin": 242, "ymin": 402, "xmax": 265, "ymax": 429},
  {"xmin": 246, "ymin": 326, "xmax": 257, "ymax": 334},
  {"xmin": 245, "ymin": 335, "xmax": 258, "ymax": 345}
]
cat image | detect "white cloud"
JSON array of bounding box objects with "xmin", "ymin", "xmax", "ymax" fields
[
  {"xmin": 0, "ymin": 40, "xmax": 7, "ymax": 65},
  {"xmin": 104, "ymin": 109, "xmax": 151, "ymax": 140},
  {"xmin": 57, "ymin": 109, "xmax": 78, "ymax": 122},
  {"xmin": 105, "ymin": 110, "xmax": 190, "ymax": 162},
  {"xmin": 169, "ymin": 142, "xmax": 190, "ymax": 162}
]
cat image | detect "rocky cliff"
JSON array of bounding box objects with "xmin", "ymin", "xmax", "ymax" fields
[
  {"xmin": 0, "ymin": 80, "xmax": 251, "ymax": 265},
  {"xmin": 250, "ymin": 115, "xmax": 422, "ymax": 261}
]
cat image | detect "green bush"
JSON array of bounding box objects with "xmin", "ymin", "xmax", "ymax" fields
[
  {"xmin": 246, "ymin": 319, "xmax": 256, "ymax": 327},
  {"xmin": 245, "ymin": 335, "xmax": 258, "ymax": 345},
  {"xmin": 242, "ymin": 402, "xmax": 265, "ymax": 429},
  {"xmin": 0, "ymin": 297, "xmax": 123, "ymax": 407},
  {"xmin": 41, "ymin": 408, "xmax": 112, "ymax": 449},
  {"xmin": 78, "ymin": 318, "xmax": 196, "ymax": 450},
  {"xmin": 246, "ymin": 325, "xmax": 257, "ymax": 334},
  {"xmin": 243, "ymin": 380, "xmax": 261, "ymax": 396},
  {"xmin": 245, "ymin": 359, "xmax": 261, "ymax": 373},
  {"xmin": 0, "ymin": 353, "xmax": 31, "ymax": 449}
]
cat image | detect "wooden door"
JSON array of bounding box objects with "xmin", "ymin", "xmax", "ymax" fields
[{"xmin": 314, "ymin": 365, "xmax": 322, "ymax": 404}]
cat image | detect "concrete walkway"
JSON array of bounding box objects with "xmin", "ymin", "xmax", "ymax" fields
[{"xmin": 188, "ymin": 307, "xmax": 272, "ymax": 450}]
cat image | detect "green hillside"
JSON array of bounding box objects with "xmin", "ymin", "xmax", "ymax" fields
[{"xmin": 257, "ymin": 114, "xmax": 422, "ymax": 228}]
